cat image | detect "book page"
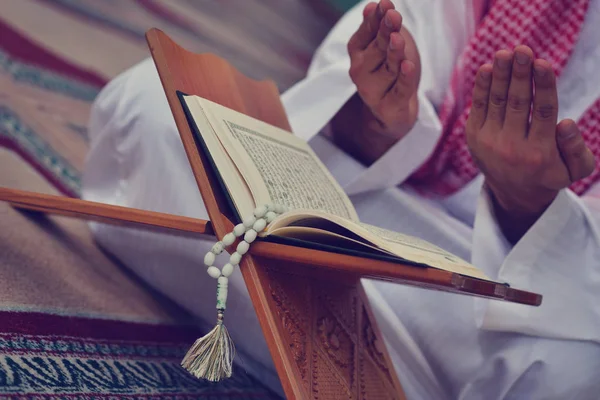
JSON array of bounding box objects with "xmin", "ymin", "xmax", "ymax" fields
[
  {"xmin": 356, "ymin": 222, "xmax": 467, "ymax": 262},
  {"xmin": 195, "ymin": 97, "xmax": 359, "ymax": 222},
  {"xmin": 182, "ymin": 96, "xmax": 255, "ymax": 218},
  {"xmin": 357, "ymin": 222, "xmax": 489, "ymax": 280},
  {"xmin": 267, "ymin": 226, "xmax": 389, "ymax": 255},
  {"xmin": 266, "ymin": 209, "xmax": 492, "ymax": 281},
  {"xmin": 357, "ymin": 223, "xmax": 458, "ymax": 259}
]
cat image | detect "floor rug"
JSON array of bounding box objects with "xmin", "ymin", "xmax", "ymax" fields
[{"xmin": 0, "ymin": 311, "xmax": 281, "ymax": 399}]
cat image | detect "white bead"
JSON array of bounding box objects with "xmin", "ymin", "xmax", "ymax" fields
[
  {"xmin": 233, "ymin": 223, "xmax": 246, "ymax": 237},
  {"xmin": 253, "ymin": 205, "xmax": 267, "ymax": 218},
  {"xmin": 274, "ymin": 204, "xmax": 284, "ymax": 213},
  {"xmin": 207, "ymin": 266, "xmax": 221, "ymax": 279},
  {"xmin": 265, "ymin": 211, "xmax": 277, "ymax": 223},
  {"xmin": 221, "ymin": 263, "xmax": 234, "ymax": 277},
  {"xmin": 244, "ymin": 229, "xmax": 257, "ymax": 243},
  {"xmin": 266, "ymin": 204, "xmax": 276, "ymax": 212},
  {"xmin": 230, "ymin": 252, "xmax": 242, "ymax": 265},
  {"xmin": 237, "ymin": 241, "xmax": 250, "ymax": 255},
  {"xmin": 218, "ymin": 276, "xmax": 229, "ymax": 286},
  {"xmin": 204, "ymin": 252, "xmax": 215, "ymax": 266},
  {"xmin": 222, "ymin": 233, "xmax": 236, "ymax": 246},
  {"xmin": 243, "ymin": 215, "xmax": 256, "ymax": 228},
  {"xmin": 211, "ymin": 242, "xmax": 224, "ymax": 255},
  {"xmin": 253, "ymin": 218, "xmax": 267, "ymax": 232},
  {"xmin": 216, "ymin": 276, "xmax": 229, "ymax": 308}
]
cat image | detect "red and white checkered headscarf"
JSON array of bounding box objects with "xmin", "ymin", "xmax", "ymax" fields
[{"xmin": 407, "ymin": 0, "xmax": 600, "ymax": 197}]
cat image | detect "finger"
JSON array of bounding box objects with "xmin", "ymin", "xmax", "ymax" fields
[
  {"xmin": 375, "ymin": 9, "xmax": 402, "ymax": 52},
  {"xmin": 486, "ymin": 50, "xmax": 513, "ymax": 128},
  {"xmin": 504, "ymin": 45, "xmax": 534, "ymax": 135},
  {"xmin": 556, "ymin": 119, "xmax": 596, "ymax": 182},
  {"xmin": 467, "ymin": 64, "xmax": 493, "ymax": 133},
  {"xmin": 529, "ymin": 59, "xmax": 559, "ymax": 141},
  {"xmin": 347, "ymin": 1, "xmax": 393, "ymax": 55},
  {"xmin": 360, "ymin": 9, "xmax": 402, "ymax": 72},
  {"xmin": 363, "ymin": 1, "xmax": 378, "ymax": 18},
  {"xmin": 376, "ymin": 31, "xmax": 405, "ymax": 82},
  {"xmin": 353, "ymin": 31, "xmax": 405, "ymax": 105},
  {"xmin": 347, "ymin": 2, "xmax": 378, "ymax": 54},
  {"xmin": 378, "ymin": 57, "xmax": 417, "ymax": 116}
]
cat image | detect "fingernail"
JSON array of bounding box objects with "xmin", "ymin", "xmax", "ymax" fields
[
  {"xmin": 515, "ymin": 52, "xmax": 530, "ymax": 65},
  {"xmin": 558, "ymin": 123, "xmax": 578, "ymax": 141},
  {"xmin": 534, "ymin": 64, "xmax": 547, "ymax": 76},
  {"xmin": 400, "ymin": 60, "xmax": 413, "ymax": 76},
  {"xmin": 385, "ymin": 14, "xmax": 392, "ymax": 28},
  {"xmin": 496, "ymin": 57, "xmax": 510, "ymax": 68},
  {"xmin": 480, "ymin": 69, "xmax": 491, "ymax": 80},
  {"xmin": 389, "ymin": 36, "xmax": 396, "ymax": 50}
]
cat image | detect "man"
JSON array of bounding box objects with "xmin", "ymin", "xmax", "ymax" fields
[{"xmin": 82, "ymin": 0, "xmax": 600, "ymax": 398}]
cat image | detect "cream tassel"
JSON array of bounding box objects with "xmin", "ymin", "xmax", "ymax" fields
[{"xmin": 181, "ymin": 309, "xmax": 234, "ymax": 381}]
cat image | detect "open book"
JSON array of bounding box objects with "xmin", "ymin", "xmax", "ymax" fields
[{"xmin": 180, "ymin": 93, "xmax": 493, "ymax": 282}]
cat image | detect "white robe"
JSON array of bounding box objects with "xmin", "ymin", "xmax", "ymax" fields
[{"xmin": 82, "ymin": 0, "xmax": 600, "ymax": 398}]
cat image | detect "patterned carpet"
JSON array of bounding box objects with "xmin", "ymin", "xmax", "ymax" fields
[
  {"xmin": 0, "ymin": 311, "xmax": 279, "ymax": 399},
  {"xmin": 0, "ymin": 0, "xmax": 341, "ymax": 397}
]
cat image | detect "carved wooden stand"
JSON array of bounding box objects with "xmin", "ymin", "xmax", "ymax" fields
[
  {"xmin": 0, "ymin": 28, "xmax": 542, "ymax": 400},
  {"xmin": 146, "ymin": 28, "xmax": 406, "ymax": 399}
]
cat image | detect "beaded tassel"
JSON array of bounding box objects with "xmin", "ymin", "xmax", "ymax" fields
[{"xmin": 180, "ymin": 204, "xmax": 287, "ymax": 381}]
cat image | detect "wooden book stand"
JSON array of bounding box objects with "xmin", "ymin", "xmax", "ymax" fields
[{"xmin": 0, "ymin": 28, "xmax": 542, "ymax": 400}]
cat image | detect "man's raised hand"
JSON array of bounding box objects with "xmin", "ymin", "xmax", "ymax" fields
[
  {"xmin": 347, "ymin": 0, "xmax": 420, "ymax": 138},
  {"xmin": 466, "ymin": 45, "xmax": 595, "ymax": 242}
]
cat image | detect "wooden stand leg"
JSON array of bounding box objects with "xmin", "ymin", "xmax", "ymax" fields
[{"xmin": 245, "ymin": 256, "xmax": 407, "ymax": 400}]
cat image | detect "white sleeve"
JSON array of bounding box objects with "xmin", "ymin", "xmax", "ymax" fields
[
  {"xmin": 282, "ymin": 0, "xmax": 472, "ymax": 195},
  {"xmin": 471, "ymin": 185, "xmax": 600, "ymax": 343}
]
